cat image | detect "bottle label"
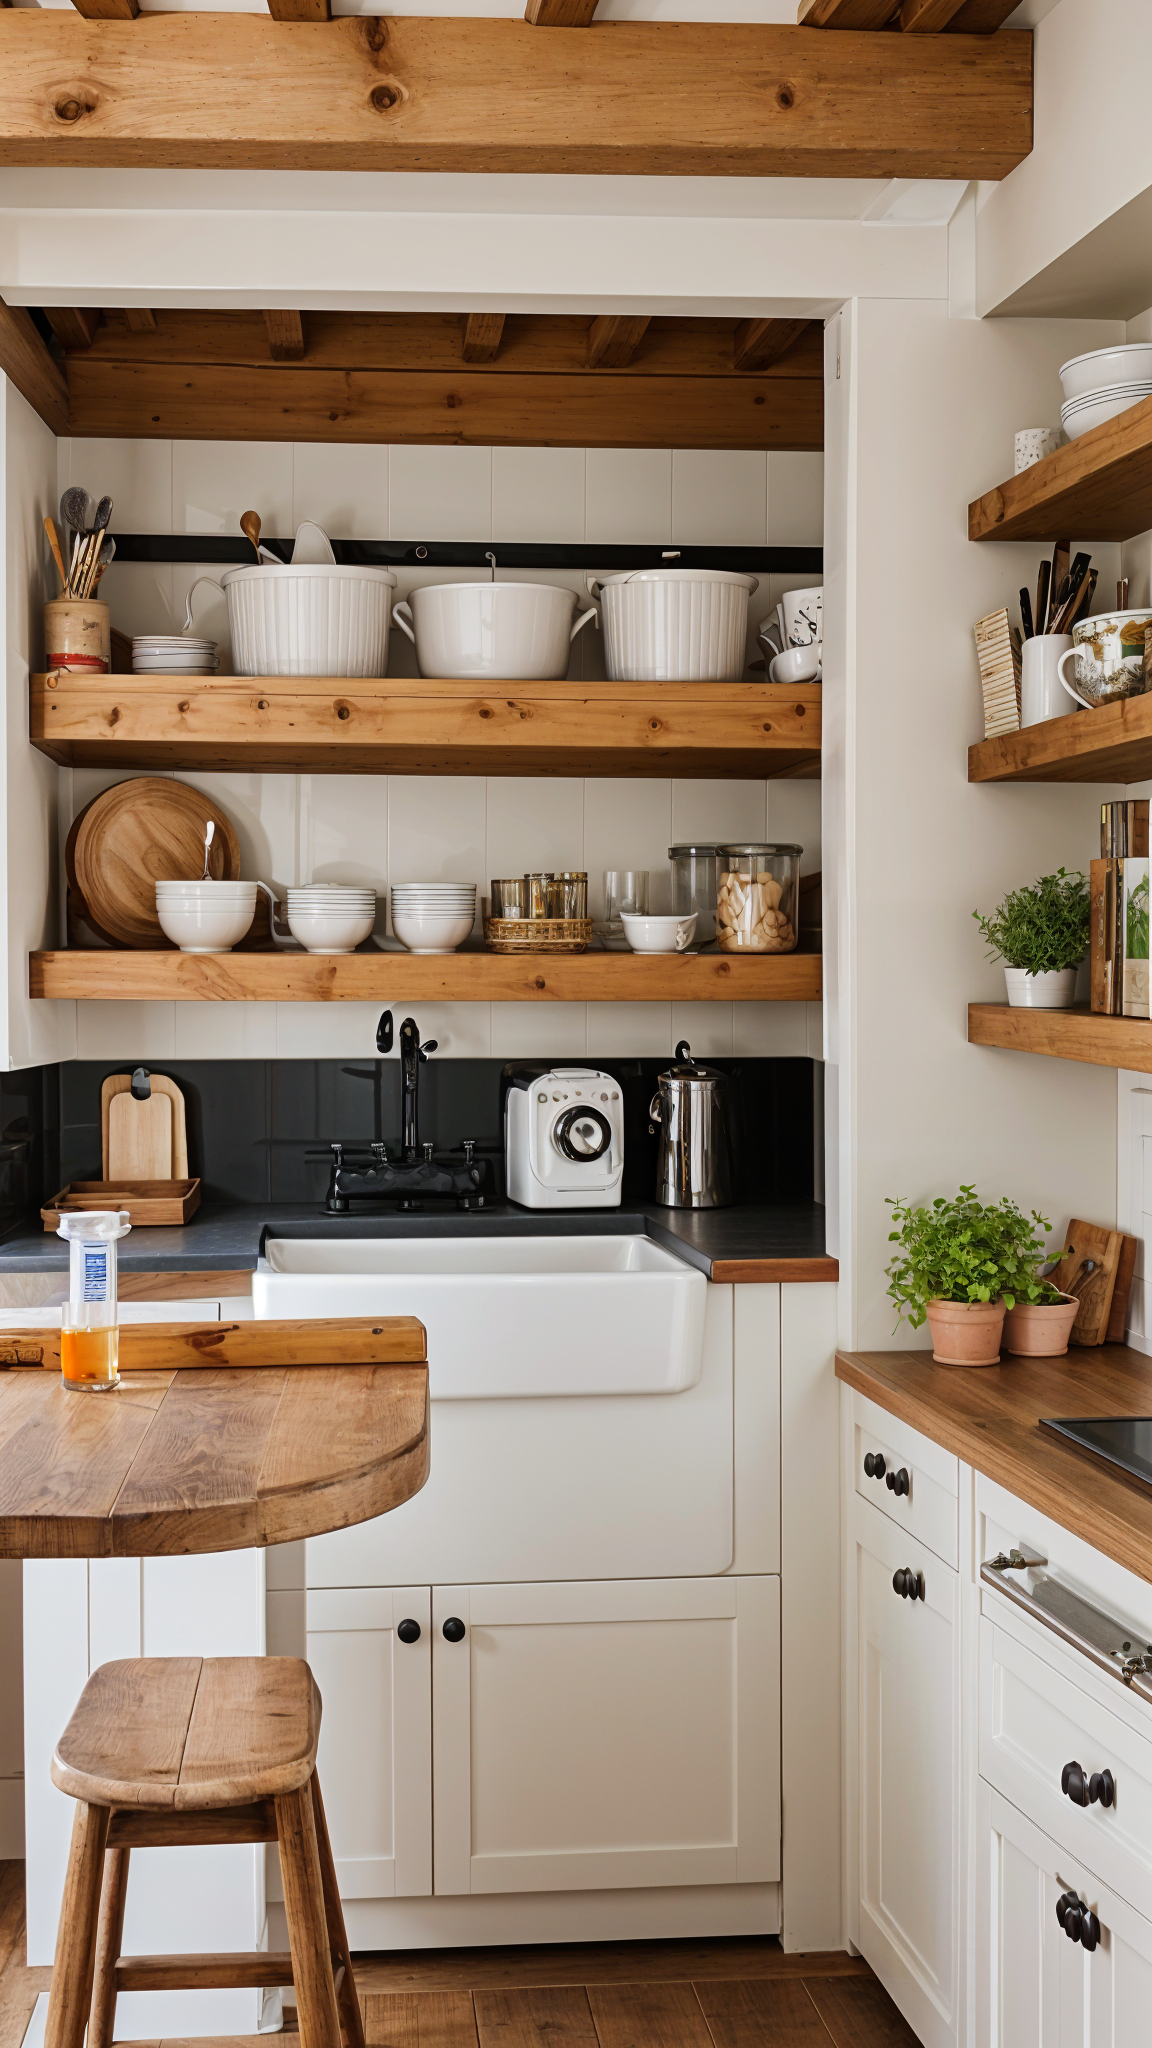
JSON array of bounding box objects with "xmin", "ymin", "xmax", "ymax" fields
[{"xmin": 82, "ymin": 1246, "xmax": 110, "ymax": 1304}]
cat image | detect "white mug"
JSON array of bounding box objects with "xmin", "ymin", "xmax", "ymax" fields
[
  {"xmin": 769, "ymin": 645, "xmax": 822, "ymax": 686},
  {"xmin": 758, "ymin": 586, "xmax": 823, "ymax": 660},
  {"xmin": 1020, "ymin": 634, "xmax": 1073, "ymax": 725}
]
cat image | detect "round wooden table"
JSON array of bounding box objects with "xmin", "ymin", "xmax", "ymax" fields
[{"xmin": 0, "ymin": 1315, "xmax": 430, "ymax": 1558}]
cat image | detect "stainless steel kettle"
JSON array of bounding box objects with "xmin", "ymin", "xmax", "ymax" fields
[{"xmin": 649, "ymin": 1040, "xmax": 733, "ymax": 1209}]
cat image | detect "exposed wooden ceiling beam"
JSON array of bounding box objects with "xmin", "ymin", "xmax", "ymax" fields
[
  {"xmin": 0, "ymin": 301, "xmax": 69, "ymax": 436},
  {"xmin": 0, "ymin": 16, "xmax": 1033, "ymax": 180},
  {"xmin": 267, "ymin": 0, "xmax": 330, "ymax": 19},
  {"xmin": 798, "ymin": 0, "xmax": 897, "ymax": 26},
  {"xmin": 733, "ymin": 318, "xmax": 812, "ymax": 373},
  {"xmin": 899, "ymin": 0, "xmax": 967, "ymax": 26},
  {"xmin": 123, "ymin": 308, "xmax": 156, "ymax": 333},
  {"xmin": 264, "ymin": 309, "xmax": 305, "ymax": 360},
  {"xmin": 526, "ymin": 0, "xmax": 599, "ymax": 21},
  {"xmin": 588, "ymin": 316, "xmax": 650, "ymax": 371},
  {"xmin": 67, "ymin": 0, "xmax": 138, "ymax": 19},
  {"xmin": 43, "ymin": 306, "xmax": 101, "ymax": 351},
  {"xmin": 462, "ymin": 314, "xmax": 505, "ymax": 364},
  {"xmin": 939, "ymin": 0, "xmax": 1023, "ymax": 25}
]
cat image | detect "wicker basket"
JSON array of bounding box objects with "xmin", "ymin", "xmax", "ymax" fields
[{"xmin": 484, "ymin": 917, "xmax": 592, "ymax": 954}]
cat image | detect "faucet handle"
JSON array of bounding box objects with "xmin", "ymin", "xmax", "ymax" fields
[
  {"xmin": 371, "ymin": 1142, "xmax": 388, "ymax": 1163},
  {"xmin": 329, "ymin": 1142, "xmax": 344, "ymax": 1166},
  {"xmin": 419, "ymin": 1038, "xmax": 438, "ymax": 1063},
  {"xmin": 462, "ymin": 1139, "xmax": 475, "ymax": 1164},
  {"xmin": 422, "ymin": 1141, "xmax": 435, "ymax": 1162},
  {"xmin": 377, "ymin": 1010, "xmax": 394, "ymax": 1055}
]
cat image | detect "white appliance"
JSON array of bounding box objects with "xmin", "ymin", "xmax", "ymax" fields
[{"xmin": 504, "ymin": 1064, "xmax": 624, "ymax": 1209}]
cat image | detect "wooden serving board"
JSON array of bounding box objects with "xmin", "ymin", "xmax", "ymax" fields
[
  {"xmin": 1050, "ymin": 1219, "xmax": 1124, "ymax": 1347},
  {"xmin": 102, "ymin": 1073, "xmax": 189, "ymax": 1178},
  {"xmin": 41, "ymin": 1180, "xmax": 202, "ymax": 1230},
  {"xmin": 0, "ymin": 1315, "xmax": 426, "ymax": 1372},
  {"xmin": 67, "ymin": 777, "xmax": 241, "ymax": 948}
]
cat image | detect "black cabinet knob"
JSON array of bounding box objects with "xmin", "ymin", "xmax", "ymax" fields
[
  {"xmin": 885, "ymin": 1467, "xmax": 910, "ymax": 1497},
  {"xmin": 1061, "ymin": 1761, "xmax": 1089, "ymax": 1807},
  {"xmin": 892, "ymin": 1568, "xmax": 924, "ymax": 1601},
  {"xmin": 1080, "ymin": 1910, "xmax": 1101, "ymax": 1952},
  {"xmin": 1089, "ymin": 1769, "xmax": 1116, "ymax": 1809},
  {"xmin": 396, "ymin": 1618, "xmax": 421, "ymax": 1645},
  {"xmin": 1056, "ymin": 1890, "xmax": 1075, "ymax": 1929},
  {"xmin": 442, "ymin": 1617, "xmax": 466, "ymax": 1643},
  {"xmin": 1064, "ymin": 1905, "xmax": 1083, "ymax": 1943},
  {"xmin": 864, "ymin": 1452, "xmax": 886, "ymax": 1480}
]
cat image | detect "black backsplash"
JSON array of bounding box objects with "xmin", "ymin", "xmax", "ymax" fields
[{"xmin": 39, "ymin": 1054, "xmax": 817, "ymax": 1211}]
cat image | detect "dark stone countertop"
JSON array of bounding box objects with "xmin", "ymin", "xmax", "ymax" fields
[{"xmin": 0, "ymin": 1200, "xmax": 836, "ymax": 1284}]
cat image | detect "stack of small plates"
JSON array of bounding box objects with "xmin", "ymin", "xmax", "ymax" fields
[
  {"xmin": 132, "ymin": 634, "xmax": 219, "ymax": 675},
  {"xmin": 1059, "ymin": 344, "xmax": 1152, "ymax": 442},
  {"xmin": 390, "ymin": 882, "xmax": 477, "ymax": 956}
]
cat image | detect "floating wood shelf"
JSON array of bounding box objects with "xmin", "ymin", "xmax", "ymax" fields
[
  {"xmin": 968, "ymin": 393, "xmax": 1152, "ymax": 545},
  {"xmin": 968, "ymin": 696, "xmax": 1152, "ymax": 785},
  {"xmin": 30, "ymin": 950, "xmax": 823, "ymax": 1005},
  {"xmin": 968, "ymin": 1004, "xmax": 1152, "ymax": 1073},
  {"xmin": 31, "ymin": 676, "xmax": 821, "ymax": 781}
]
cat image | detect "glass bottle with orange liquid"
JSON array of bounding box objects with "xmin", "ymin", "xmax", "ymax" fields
[{"xmin": 56, "ymin": 1210, "xmax": 131, "ymax": 1392}]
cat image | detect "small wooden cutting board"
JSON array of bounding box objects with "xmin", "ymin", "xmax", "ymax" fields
[
  {"xmin": 1050, "ymin": 1219, "xmax": 1124, "ymax": 1347},
  {"xmin": 102, "ymin": 1073, "xmax": 189, "ymax": 1179}
]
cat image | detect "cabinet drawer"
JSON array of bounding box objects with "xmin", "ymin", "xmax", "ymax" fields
[
  {"xmin": 851, "ymin": 1389, "xmax": 958, "ymax": 1570},
  {"xmin": 980, "ymin": 1604, "xmax": 1152, "ymax": 1921}
]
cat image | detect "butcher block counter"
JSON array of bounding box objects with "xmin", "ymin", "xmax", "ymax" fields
[{"xmin": 837, "ymin": 1342, "xmax": 1152, "ymax": 1591}]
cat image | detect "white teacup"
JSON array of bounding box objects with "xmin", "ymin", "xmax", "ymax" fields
[
  {"xmin": 769, "ymin": 645, "xmax": 822, "ymax": 686},
  {"xmin": 620, "ymin": 912, "xmax": 697, "ymax": 955},
  {"xmin": 759, "ymin": 587, "xmax": 823, "ymax": 661}
]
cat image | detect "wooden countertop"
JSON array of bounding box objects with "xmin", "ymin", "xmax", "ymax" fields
[
  {"xmin": 837, "ymin": 1343, "xmax": 1152, "ymax": 1588},
  {"xmin": 0, "ymin": 1316, "xmax": 429, "ymax": 1559}
]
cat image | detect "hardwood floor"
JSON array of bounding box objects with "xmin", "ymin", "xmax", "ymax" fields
[{"xmin": 0, "ymin": 1859, "xmax": 920, "ymax": 2048}]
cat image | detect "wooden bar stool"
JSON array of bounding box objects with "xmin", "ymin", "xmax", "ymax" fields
[{"xmin": 43, "ymin": 1656, "xmax": 364, "ymax": 2048}]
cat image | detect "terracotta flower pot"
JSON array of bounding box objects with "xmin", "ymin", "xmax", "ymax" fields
[
  {"xmin": 1002, "ymin": 1292, "xmax": 1079, "ymax": 1358},
  {"xmin": 924, "ymin": 1297, "xmax": 1006, "ymax": 1367}
]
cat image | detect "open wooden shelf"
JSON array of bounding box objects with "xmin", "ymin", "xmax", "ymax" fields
[
  {"xmin": 968, "ymin": 392, "xmax": 1152, "ymax": 546},
  {"xmin": 968, "ymin": 694, "xmax": 1152, "ymax": 785},
  {"xmin": 968, "ymin": 1003, "xmax": 1152, "ymax": 1073},
  {"xmin": 31, "ymin": 675, "xmax": 821, "ymax": 781},
  {"xmin": 30, "ymin": 950, "xmax": 823, "ymax": 1005}
]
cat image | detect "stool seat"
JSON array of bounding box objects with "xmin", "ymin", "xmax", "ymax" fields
[{"xmin": 51, "ymin": 1656, "xmax": 321, "ymax": 1811}]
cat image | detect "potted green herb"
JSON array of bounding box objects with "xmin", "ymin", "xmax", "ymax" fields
[
  {"xmin": 973, "ymin": 867, "xmax": 1089, "ymax": 1009},
  {"xmin": 886, "ymin": 1186, "xmax": 1069, "ymax": 1365}
]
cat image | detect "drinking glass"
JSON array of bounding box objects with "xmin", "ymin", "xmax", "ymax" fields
[
  {"xmin": 491, "ymin": 879, "xmax": 528, "ymax": 919},
  {"xmin": 524, "ymin": 873, "xmax": 554, "ymax": 919},
  {"xmin": 61, "ymin": 1300, "xmax": 119, "ymax": 1393},
  {"xmin": 547, "ymin": 872, "xmax": 588, "ymax": 920},
  {"xmin": 602, "ymin": 870, "xmax": 650, "ymax": 937}
]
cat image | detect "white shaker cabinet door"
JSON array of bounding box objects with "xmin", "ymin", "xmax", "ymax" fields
[
  {"xmin": 304, "ymin": 1585, "xmax": 431, "ymax": 1900},
  {"xmin": 850, "ymin": 1493, "xmax": 960, "ymax": 2048},
  {"xmin": 432, "ymin": 1577, "xmax": 779, "ymax": 1898},
  {"xmin": 979, "ymin": 1781, "xmax": 1152, "ymax": 2048}
]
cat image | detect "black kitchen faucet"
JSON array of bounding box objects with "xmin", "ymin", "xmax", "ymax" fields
[{"xmin": 322, "ymin": 1011, "xmax": 489, "ymax": 1212}]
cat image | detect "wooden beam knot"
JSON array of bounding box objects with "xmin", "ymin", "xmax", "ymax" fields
[
  {"xmin": 54, "ymin": 95, "xmax": 94, "ymax": 125},
  {"xmin": 775, "ymin": 83, "xmax": 796, "ymax": 109},
  {"xmin": 370, "ymin": 83, "xmax": 401, "ymax": 112}
]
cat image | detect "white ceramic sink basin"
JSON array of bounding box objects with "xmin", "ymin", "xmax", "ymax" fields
[{"xmin": 254, "ymin": 1234, "xmax": 707, "ymax": 1398}]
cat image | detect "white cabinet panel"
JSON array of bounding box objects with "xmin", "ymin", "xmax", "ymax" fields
[
  {"xmin": 979, "ymin": 1781, "xmax": 1152, "ymax": 2048},
  {"xmin": 432, "ymin": 1577, "xmax": 779, "ymax": 1898},
  {"xmin": 851, "ymin": 1491, "xmax": 960, "ymax": 2048},
  {"xmin": 303, "ymin": 1585, "xmax": 431, "ymax": 1900}
]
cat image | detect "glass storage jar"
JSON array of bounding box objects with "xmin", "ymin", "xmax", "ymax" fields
[
  {"xmin": 716, "ymin": 843, "xmax": 801, "ymax": 953},
  {"xmin": 669, "ymin": 844, "xmax": 719, "ymax": 944}
]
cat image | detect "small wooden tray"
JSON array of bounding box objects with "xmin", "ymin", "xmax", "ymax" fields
[
  {"xmin": 41, "ymin": 1179, "xmax": 202, "ymax": 1230},
  {"xmin": 484, "ymin": 916, "xmax": 592, "ymax": 954}
]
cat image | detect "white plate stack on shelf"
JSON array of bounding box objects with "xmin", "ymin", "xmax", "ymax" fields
[
  {"xmin": 282, "ymin": 886, "xmax": 376, "ymax": 955},
  {"xmin": 390, "ymin": 882, "xmax": 477, "ymax": 955},
  {"xmin": 133, "ymin": 635, "xmax": 219, "ymax": 675},
  {"xmin": 1060, "ymin": 344, "xmax": 1152, "ymax": 442}
]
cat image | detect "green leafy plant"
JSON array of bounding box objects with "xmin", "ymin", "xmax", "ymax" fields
[
  {"xmin": 973, "ymin": 867, "xmax": 1089, "ymax": 975},
  {"xmin": 885, "ymin": 1186, "xmax": 1062, "ymax": 1328}
]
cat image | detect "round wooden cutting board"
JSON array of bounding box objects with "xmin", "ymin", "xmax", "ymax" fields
[{"xmin": 67, "ymin": 778, "xmax": 242, "ymax": 949}]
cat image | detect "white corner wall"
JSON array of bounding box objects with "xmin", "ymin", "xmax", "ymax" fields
[
  {"xmin": 51, "ymin": 438, "xmax": 823, "ymax": 1064},
  {"xmin": 825, "ymin": 300, "xmax": 1124, "ymax": 1351}
]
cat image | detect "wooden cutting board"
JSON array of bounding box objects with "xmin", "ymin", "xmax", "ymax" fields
[
  {"xmin": 67, "ymin": 778, "xmax": 240, "ymax": 949},
  {"xmin": 1049, "ymin": 1219, "xmax": 1124, "ymax": 1347},
  {"xmin": 102, "ymin": 1073, "xmax": 189, "ymax": 1178}
]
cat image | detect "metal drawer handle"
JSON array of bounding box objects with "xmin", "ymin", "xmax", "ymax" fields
[{"xmin": 981, "ymin": 1552, "xmax": 1152, "ymax": 1705}]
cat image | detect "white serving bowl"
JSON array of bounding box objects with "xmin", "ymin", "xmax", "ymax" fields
[
  {"xmin": 391, "ymin": 910, "xmax": 475, "ymax": 955},
  {"xmin": 1060, "ymin": 343, "xmax": 1152, "ymax": 402},
  {"xmin": 1061, "ymin": 385, "xmax": 1152, "ymax": 440},
  {"xmin": 621, "ymin": 912, "xmax": 697, "ymax": 955},
  {"xmin": 392, "ymin": 582, "xmax": 597, "ymax": 682},
  {"xmin": 155, "ymin": 883, "xmax": 257, "ymax": 953},
  {"xmin": 285, "ymin": 906, "xmax": 376, "ymax": 955}
]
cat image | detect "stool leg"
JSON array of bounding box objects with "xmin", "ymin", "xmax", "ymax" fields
[
  {"xmin": 276, "ymin": 1784, "xmax": 342, "ymax": 2048},
  {"xmin": 310, "ymin": 1771, "xmax": 365, "ymax": 2048},
  {"xmin": 44, "ymin": 1801, "xmax": 110, "ymax": 2048},
  {"xmin": 87, "ymin": 1844, "xmax": 130, "ymax": 2048}
]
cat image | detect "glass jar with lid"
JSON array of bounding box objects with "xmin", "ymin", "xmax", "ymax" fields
[
  {"xmin": 716, "ymin": 843, "xmax": 801, "ymax": 953},
  {"xmin": 669, "ymin": 845, "xmax": 719, "ymax": 943}
]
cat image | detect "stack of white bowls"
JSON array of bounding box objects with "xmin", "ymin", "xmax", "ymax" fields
[
  {"xmin": 1060, "ymin": 344, "xmax": 1152, "ymax": 441},
  {"xmin": 282, "ymin": 885, "xmax": 376, "ymax": 955},
  {"xmin": 133, "ymin": 634, "xmax": 219, "ymax": 675},
  {"xmin": 155, "ymin": 880, "xmax": 256, "ymax": 953},
  {"xmin": 391, "ymin": 882, "xmax": 477, "ymax": 955}
]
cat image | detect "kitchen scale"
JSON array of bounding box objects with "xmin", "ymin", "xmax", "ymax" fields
[{"xmin": 1040, "ymin": 1416, "xmax": 1152, "ymax": 1492}]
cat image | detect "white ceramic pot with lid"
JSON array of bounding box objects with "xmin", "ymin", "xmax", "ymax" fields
[
  {"xmin": 187, "ymin": 564, "xmax": 398, "ymax": 678},
  {"xmin": 392, "ymin": 582, "xmax": 598, "ymax": 681},
  {"xmin": 586, "ymin": 568, "xmax": 759, "ymax": 683}
]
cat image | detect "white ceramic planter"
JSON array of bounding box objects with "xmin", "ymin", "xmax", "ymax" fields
[
  {"xmin": 588, "ymin": 569, "xmax": 759, "ymax": 683},
  {"xmin": 189, "ymin": 564, "xmax": 398, "ymax": 677},
  {"xmin": 392, "ymin": 582, "xmax": 597, "ymax": 681},
  {"xmin": 1003, "ymin": 966, "xmax": 1078, "ymax": 1009}
]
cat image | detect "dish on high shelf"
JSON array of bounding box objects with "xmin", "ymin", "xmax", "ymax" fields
[
  {"xmin": 1059, "ymin": 344, "xmax": 1152, "ymax": 402},
  {"xmin": 390, "ymin": 882, "xmax": 477, "ymax": 955},
  {"xmin": 1060, "ymin": 382, "xmax": 1152, "ymax": 442},
  {"xmin": 132, "ymin": 635, "xmax": 219, "ymax": 674}
]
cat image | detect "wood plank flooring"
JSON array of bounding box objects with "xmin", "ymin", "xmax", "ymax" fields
[{"xmin": 0, "ymin": 1859, "xmax": 920, "ymax": 2048}]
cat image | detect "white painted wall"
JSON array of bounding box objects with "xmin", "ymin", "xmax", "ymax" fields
[
  {"xmin": 51, "ymin": 437, "xmax": 823, "ymax": 1062},
  {"xmin": 824, "ymin": 300, "xmax": 1124, "ymax": 1351}
]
